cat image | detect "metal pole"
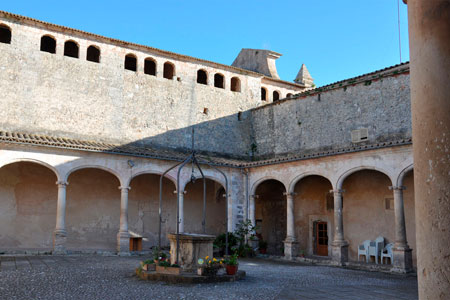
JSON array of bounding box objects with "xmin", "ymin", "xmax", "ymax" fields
[
  {"xmin": 193, "ymin": 156, "xmax": 206, "ymax": 234},
  {"xmin": 158, "ymin": 161, "xmax": 183, "ymax": 252}
]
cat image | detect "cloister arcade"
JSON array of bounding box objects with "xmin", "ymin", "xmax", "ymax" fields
[{"xmin": 0, "ymin": 144, "xmax": 414, "ymax": 272}]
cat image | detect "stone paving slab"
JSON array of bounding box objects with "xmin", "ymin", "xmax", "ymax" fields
[{"xmin": 0, "ymin": 256, "xmax": 418, "ymax": 300}]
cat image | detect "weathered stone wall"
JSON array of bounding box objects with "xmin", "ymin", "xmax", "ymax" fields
[
  {"xmin": 251, "ymin": 73, "xmax": 411, "ymax": 158},
  {"xmin": 0, "ymin": 15, "xmax": 302, "ymax": 159}
]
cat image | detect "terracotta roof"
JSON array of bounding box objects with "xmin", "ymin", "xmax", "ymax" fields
[
  {"xmin": 0, "ymin": 131, "xmax": 412, "ymax": 168},
  {"xmin": 254, "ymin": 62, "xmax": 410, "ymax": 110}
]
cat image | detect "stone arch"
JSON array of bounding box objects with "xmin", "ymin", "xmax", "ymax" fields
[
  {"xmin": 197, "ymin": 69, "xmax": 208, "ymax": 85},
  {"xmin": 163, "ymin": 61, "xmax": 175, "ymax": 79},
  {"xmin": 289, "ymin": 172, "xmax": 334, "ymax": 194},
  {"xmin": 261, "ymin": 87, "xmax": 267, "ymax": 101},
  {"xmin": 64, "ymin": 40, "xmax": 79, "ymax": 58},
  {"xmin": 144, "ymin": 57, "xmax": 156, "ymax": 76},
  {"xmin": 86, "ymin": 45, "xmax": 100, "ymax": 63},
  {"xmin": 65, "ymin": 165, "xmax": 124, "ymax": 187},
  {"xmin": 273, "ymin": 90, "xmax": 280, "ymax": 101},
  {"xmin": 0, "ymin": 158, "xmax": 61, "ymax": 181},
  {"xmin": 396, "ymin": 164, "xmax": 414, "ymax": 187},
  {"xmin": 336, "ymin": 165, "xmax": 394, "ymax": 190},
  {"xmin": 40, "ymin": 35, "xmax": 56, "ymax": 54},
  {"xmin": 0, "ymin": 23, "xmax": 11, "ymax": 44},
  {"xmin": 231, "ymin": 77, "xmax": 241, "ymax": 92},
  {"xmin": 214, "ymin": 73, "xmax": 225, "ymax": 89},
  {"xmin": 125, "ymin": 53, "xmax": 137, "ymax": 71},
  {"xmin": 251, "ymin": 176, "xmax": 287, "ymax": 196},
  {"xmin": 126, "ymin": 171, "xmax": 177, "ymax": 188}
]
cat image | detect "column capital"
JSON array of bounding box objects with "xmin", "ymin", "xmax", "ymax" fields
[
  {"xmin": 330, "ymin": 189, "xmax": 345, "ymax": 194},
  {"xmin": 251, "ymin": 194, "xmax": 260, "ymax": 199},
  {"xmin": 56, "ymin": 180, "xmax": 68, "ymax": 187},
  {"xmin": 283, "ymin": 192, "xmax": 297, "ymax": 197},
  {"xmin": 389, "ymin": 186, "xmax": 406, "ymax": 191},
  {"xmin": 119, "ymin": 186, "xmax": 131, "ymax": 191}
]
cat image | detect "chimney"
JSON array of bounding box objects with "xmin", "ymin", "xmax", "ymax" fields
[
  {"xmin": 294, "ymin": 64, "xmax": 314, "ymax": 88},
  {"xmin": 232, "ymin": 49, "xmax": 282, "ymax": 79}
]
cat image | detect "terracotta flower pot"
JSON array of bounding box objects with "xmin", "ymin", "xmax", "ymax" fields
[{"xmin": 226, "ymin": 264, "xmax": 238, "ymax": 275}]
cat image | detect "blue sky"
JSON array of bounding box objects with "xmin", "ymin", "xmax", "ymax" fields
[{"xmin": 1, "ymin": 1, "xmax": 409, "ymax": 87}]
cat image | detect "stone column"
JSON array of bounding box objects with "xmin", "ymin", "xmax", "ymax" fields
[
  {"xmin": 284, "ymin": 192, "xmax": 298, "ymax": 260},
  {"xmin": 405, "ymin": 1, "xmax": 450, "ymax": 297},
  {"xmin": 53, "ymin": 181, "xmax": 68, "ymax": 254},
  {"xmin": 390, "ymin": 186, "xmax": 413, "ymax": 273},
  {"xmin": 179, "ymin": 190, "xmax": 186, "ymax": 233},
  {"xmin": 117, "ymin": 186, "xmax": 130, "ymax": 255},
  {"xmin": 330, "ymin": 189, "xmax": 348, "ymax": 265}
]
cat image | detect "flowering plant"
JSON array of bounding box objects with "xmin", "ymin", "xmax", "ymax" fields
[{"xmin": 198, "ymin": 256, "xmax": 224, "ymax": 269}]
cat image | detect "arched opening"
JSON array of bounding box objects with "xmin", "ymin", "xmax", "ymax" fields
[
  {"xmin": 273, "ymin": 91, "xmax": 280, "ymax": 101},
  {"xmin": 144, "ymin": 58, "xmax": 156, "ymax": 76},
  {"xmin": 261, "ymin": 87, "xmax": 267, "ymax": 101},
  {"xmin": 128, "ymin": 174, "xmax": 176, "ymax": 250},
  {"xmin": 66, "ymin": 168, "xmax": 120, "ymax": 251},
  {"xmin": 64, "ymin": 40, "xmax": 79, "ymax": 58},
  {"xmin": 197, "ymin": 69, "xmax": 207, "ymax": 85},
  {"xmin": 231, "ymin": 77, "xmax": 241, "ymax": 92},
  {"xmin": 124, "ymin": 54, "xmax": 137, "ymax": 71},
  {"xmin": 286, "ymin": 93, "xmax": 293, "ymax": 98},
  {"xmin": 341, "ymin": 169, "xmax": 394, "ymax": 262},
  {"xmin": 163, "ymin": 62, "xmax": 175, "ymax": 79},
  {"xmin": 86, "ymin": 45, "xmax": 100, "ymax": 63},
  {"xmin": 255, "ymin": 179, "xmax": 286, "ymax": 255},
  {"xmin": 214, "ymin": 73, "xmax": 225, "ymax": 89},
  {"xmin": 0, "ymin": 24, "xmax": 11, "ymax": 44},
  {"xmin": 0, "ymin": 162, "xmax": 57, "ymax": 251},
  {"xmin": 184, "ymin": 178, "xmax": 227, "ymax": 236},
  {"xmin": 292, "ymin": 175, "xmax": 333, "ymax": 257},
  {"xmin": 40, "ymin": 35, "xmax": 56, "ymax": 54}
]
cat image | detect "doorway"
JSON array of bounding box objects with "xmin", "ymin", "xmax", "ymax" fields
[{"xmin": 315, "ymin": 221, "xmax": 328, "ymax": 256}]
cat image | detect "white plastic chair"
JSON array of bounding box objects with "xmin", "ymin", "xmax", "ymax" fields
[
  {"xmin": 358, "ymin": 240, "xmax": 371, "ymax": 263},
  {"xmin": 381, "ymin": 243, "xmax": 394, "ymax": 264},
  {"xmin": 368, "ymin": 236, "xmax": 384, "ymax": 264}
]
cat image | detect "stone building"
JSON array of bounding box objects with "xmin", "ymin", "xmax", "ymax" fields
[{"xmin": 0, "ymin": 11, "xmax": 414, "ymax": 273}]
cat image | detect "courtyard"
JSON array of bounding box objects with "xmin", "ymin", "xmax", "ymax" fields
[{"xmin": 0, "ymin": 255, "xmax": 417, "ymax": 300}]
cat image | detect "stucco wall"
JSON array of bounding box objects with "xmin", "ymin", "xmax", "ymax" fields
[
  {"xmin": 0, "ymin": 162, "xmax": 57, "ymax": 251},
  {"xmin": 251, "ymin": 73, "xmax": 411, "ymax": 158}
]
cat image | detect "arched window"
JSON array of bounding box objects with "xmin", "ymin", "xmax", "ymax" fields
[
  {"xmin": 124, "ymin": 54, "xmax": 137, "ymax": 71},
  {"xmin": 273, "ymin": 91, "xmax": 280, "ymax": 101},
  {"xmin": 86, "ymin": 45, "xmax": 100, "ymax": 63},
  {"xmin": 144, "ymin": 58, "xmax": 156, "ymax": 76},
  {"xmin": 286, "ymin": 93, "xmax": 293, "ymax": 98},
  {"xmin": 40, "ymin": 35, "xmax": 56, "ymax": 54},
  {"xmin": 231, "ymin": 77, "xmax": 241, "ymax": 92},
  {"xmin": 214, "ymin": 73, "xmax": 224, "ymax": 89},
  {"xmin": 163, "ymin": 62, "xmax": 175, "ymax": 79},
  {"xmin": 261, "ymin": 87, "xmax": 267, "ymax": 101},
  {"xmin": 64, "ymin": 40, "xmax": 79, "ymax": 58},
  {"xmin": 197, "ymin": 69, "xmax": 207, "ymax": 85},
  {"xmin": 0, "ymin": 24, "xmax": 12, "ymax": 44}
]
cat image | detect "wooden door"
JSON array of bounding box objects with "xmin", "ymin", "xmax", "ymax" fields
[{"xmin": 316, "ymin": 222, "xmax": 328, "ymax": 256}]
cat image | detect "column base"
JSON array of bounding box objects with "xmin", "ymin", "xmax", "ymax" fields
[
  {"xmin": 117, "ymin": 231, "xmax": 130, "ymax": 256},
  {"xmin": 52, "ymin": 230, "xmax": 67, "ymax": 255},
  {"xmin": 284, "ymin": 239, "xmax": 299, "ymax": 260},
  {"xmin": 331, "ymin": 241, "xmax": 349, "ymax": 265},
  {"xmin": 391, "ymin": 247, "xmax": 413, "ymax": 273}
]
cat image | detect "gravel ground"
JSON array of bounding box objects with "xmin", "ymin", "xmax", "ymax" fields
[{"xmin": 0, "ymin": 256, "xmax": 418, "ymax": 300}]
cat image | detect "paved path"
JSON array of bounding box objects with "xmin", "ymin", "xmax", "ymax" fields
[{"xmin": 0, "ymin": 256, "xmax": 418, "ymax": 300}]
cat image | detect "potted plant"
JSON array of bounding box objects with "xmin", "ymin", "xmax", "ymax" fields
[
  {"xmin": 155, "ymin": 260, "xmax": 180, "ymax": 275},
  {"xmin": 140, "ymin": 259, "xmax": 156, "ymax": 271},
  {"xmin": 299, "ymin": 249, "xmax": 305, "ymax": 258},
  {"xmin": 225, "ymin": 252, "xmax": 239, "ymax": 275},
  {"xmin": 197, "ymin": 256, "xmax": 224, "ymax": 276},
  {"xmin": 259, "ymin": 239, "xmax": 268, "ymax": 254}
]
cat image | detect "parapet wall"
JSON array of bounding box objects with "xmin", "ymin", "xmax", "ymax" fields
[{"xmin": 251, "ymin": 70, "xmax": 411, "ymax": 158}]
